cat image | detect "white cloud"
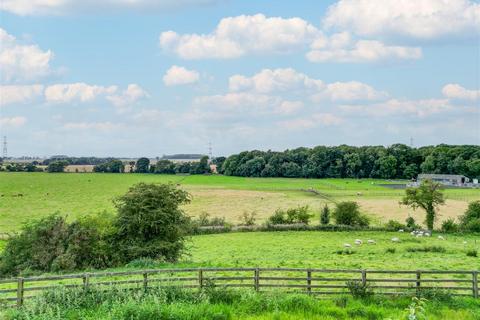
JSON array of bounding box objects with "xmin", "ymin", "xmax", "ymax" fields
[
  {"xmin": 229, "ymin": 68, "xmax": 323, "ymax": 93},
  {"xmin": 442, "ymin": 83, "xmax": 479, "ymax": 101},
  {"xmin": 0, "ymin": 116, "xmax": 27, "ymax": 128},
  {"xmin": 0, "ymin": 28, "xmax": 54, "ymax": 82},
  {"xmin": 278, "ymin": 113, "xmax": 343, "ymax": 130},
  {"xmin": 313, "ymin": 81, "xmax": 388, "ymax": 101},
  {"xmin": 45, "ymin": 83, "xmax": 117, "ymax": 103},
  {"xmin": 323, "ymin": 0, "xmax": 480, "ymax": 40},
  {"xmin": 159, "ymin": 14, "xmax": 320, "ymax": 59},
  {"xmin": 163, "ymin": 65, "xmax": 199, "ymax": 86},
  {"xmin": 307, "ymin": 32, "xmax": 422, "ymax": 63},
  {"xmin": 0, "ymin": 84, "xmax": 44, "ymax": 106},
  {"xmin": 62, "ymin": 121, "xmax": 121, "ymax": 131},
  {"xmin": 339, "ymin": 98, "xmax": 454, "ymax": 117},
  {"xmin": 1, "ymin": 0, "xmax": 219, "ymax": 16},
  {"xmin": 106, "ymin": 84, "xmax": 148, "ymax": 108}
]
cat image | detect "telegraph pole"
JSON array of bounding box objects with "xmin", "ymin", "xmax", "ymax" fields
[{"xmin": 2, "ymin": 136, "xmax": 7, "ymax": 159}]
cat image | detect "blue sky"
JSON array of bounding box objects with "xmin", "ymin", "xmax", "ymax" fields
[{"xmin": 0, "ymin": 0, "xmax": 479, "ymax": 157}]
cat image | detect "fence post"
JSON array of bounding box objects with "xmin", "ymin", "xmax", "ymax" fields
[
  {"xmin": 143, "ymin": 272, "xmax": 148, "ymax": 290},
  {"xmin": 16, "ymin": 277, "xmax": 24, "ymax": 307},
  {"xmin": 83, "ymin": 273, "xmax": 90, "ymax": 291},
  {"xmin": 361, "ymin": 270, "xmax": 367, "ymax": 286},
  {"xmin": 307, "ymin": 270, "xmax": 312, "ymax": 294},
  {"xmin": 472, "ymin": 271, "xmax": 478, "ymax": 298},
  {"xmin": 254, "ymin": 268, "xmax": 260, "ymax": 291},
  {"xmin": 416, "ymin": 271, "xmax": 421, "ymax": 295},
  {"xmin": 198, "ymin": 269, "xmax": 203, "ymax": 291}
]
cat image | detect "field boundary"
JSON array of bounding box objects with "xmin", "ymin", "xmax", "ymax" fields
[{"xmin": 1, "ymin": 267, "xmax": 478, "ymax": 308}]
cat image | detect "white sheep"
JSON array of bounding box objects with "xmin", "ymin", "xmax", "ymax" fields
[
  {"xmin": 416, "ymin": 234, "xmax": 423, "ymax": 238},
  {"xmin": 354, "ymin": 239, "xmax": 363, "ymax": 245},
  {"xmin": 367, "ymin": 239, "xmax": 376, "ymax": 244},
  {"xmin": 398, "ymin": 229, "xmax": 404, "ymax": 232},
  {"xmin": 344, "ymin": 243, "xmax": 352, "ymax": 248},
  {"xmin": 463, "ymin": 241, "xmax": 468, "ymax": 245},
  {"xmin": 424, "ymin": 232, "xmax": 431, "ymax": 237},
  {"xmin": 410, "ymin": 231, "xmax": 416, "ymax": 236},
  {"xmin": 438, "ymin": 235, "xmax": 445, "ymax": 240},
  {"xmin": 391, "ymin": 237, "xmax": 400, "ymax": 242}
]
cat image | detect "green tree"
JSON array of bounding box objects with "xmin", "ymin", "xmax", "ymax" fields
[
  {"xmin": 332, "ymin": 201, "xmax": 369, "ymax": 227},
  {"xmin": 459, "ymin": 201, "xmax": 480, "ymax": 232},
  {"xmin": 47, "ymin": 160, "xmax": 69, "ymax": 173},
  {"xmin": 113, "ymin": 183, "xmax": 191, "ymax": 262},
  {"xmin": 400, "ymin": 180, "xmax": 445, "ymax": 230},
  {"xmin": 135, "ymin": 157, "xmax": 150, "ymax": 173},
  {"xmin": 376, "ymin": 155, "xmax": 397, "ymax": 179},
  {"xmin": 320, "ymin": 204, "xmax": 330, "ymax": 225}
]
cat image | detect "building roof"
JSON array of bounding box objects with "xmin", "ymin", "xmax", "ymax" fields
[{"xmin": 418, "ymin": 174, "xmax": 468, "ymax": 180}]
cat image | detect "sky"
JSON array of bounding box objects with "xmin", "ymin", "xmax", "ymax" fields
[{"xmin": 0, "ymin": 0, "xmax": 479, "ymax": 158}]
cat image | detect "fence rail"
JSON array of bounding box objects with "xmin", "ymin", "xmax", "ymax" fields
[{"xmin": 0, "ymin": 267, "xmax": 478, "ymax": 308}]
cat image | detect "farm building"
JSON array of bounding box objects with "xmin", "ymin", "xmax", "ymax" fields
[{"xmin": 416, "ymin": 174, "xmax": 471, "ymax": 186}]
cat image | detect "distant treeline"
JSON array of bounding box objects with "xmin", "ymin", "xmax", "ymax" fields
[{"xmin": 220, "ymin": 144, "xmax": 480, "ymax": 179}]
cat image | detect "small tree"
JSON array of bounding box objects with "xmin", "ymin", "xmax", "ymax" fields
[
  {"xmin": 459, "ymin": 200, "xmax": 480, "ymax": 232},
  {"xmin": 113, "ymin": 183, "xmax": 191, "ymax": 262},
  {"xmin": 47, "ymin": 160, "xmax": 68, "ymax": 173},
  {"xmin": 320, "ymin": 204, "xmax": 330, "ymax": 225},
  {"xmin": 332, "ymin": 201, "xmax": 369, "ymax": 227},
  {"xmin": 135, "ymin": 157, "xmax": 150, "ymax": 173},
  {"xmin": 400, "ymin": 179, "xmax": 445, "ymax": 230}
]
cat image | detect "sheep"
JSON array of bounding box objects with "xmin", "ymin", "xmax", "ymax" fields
[
  {"xmin": 416, "ymin": 234, "xmax": 423, "ymax": 238},
  {"xmin": 438, "ymin": 235, "xmax": 445, "ymax": 240},
  {"xmin": 391, "ymin": 237, "xmax": 400, "ymax": 242},
  {"xmin": 463, "ymin": 241, "xmax": 468, "ymax": 245},
  {"xmin": 367, "ymin": 239, "xmax": 376, "ymax": 244},
  {"xmin": 398, "ymin": 229, "xmax": 404, "ymax": 232},
  {"xmin": 424, "ymin": 232, "xmax": 431, "ymax": 237},
  {"xmin": 354, "ymin": 239, "xmax": 363, "ymax": 245},
  {"xmin": 344, "ymin": 243, "xmax": 352, "ymax": 248}
]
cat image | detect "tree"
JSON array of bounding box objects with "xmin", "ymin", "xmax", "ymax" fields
[
  {"xmin": 47, "ymin": 160, "xmax": 68, "ymax": 173},
  {"xmin": 400, "ymin": 179, "xmax": 445, "ymax": 230},
  {"xmin": 376, "ymin": 155, "xmax": 397, "ymax": 179},
  {"xmin": 332, "ymin": 201, "xmax": 369, "ymax": 227},
  {"xmin": 113, "ymin": 183, "xmax": 191, "ymax": 262},
  {"xmin": 320, "ymin": 204, "xmax": 330, "ymax": 225},
  {"xmin": 135, "ymin": 157, "xmax": 150, "ymax": 173},
  {"xmin": 459, "ymin": 201, "xmax": 480, "ymax": 232}
]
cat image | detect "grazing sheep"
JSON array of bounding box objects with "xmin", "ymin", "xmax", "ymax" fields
[
  {"xmin": 354, "ymin": 239, "xmax": 363, "ymax": 245},
  {"xmin": 367, "ymin": 239, "xmax": 376, "ymax": 244},
  {"xmin": 391, "ymin": 237, "xmax": 400, "ymax": 242},
  {"xmin": 416, "ymin": 234, "xmax": 423, "ymax": 238},
  {"xmin": 463, "ymin": 241, "xmax": 468, "ymax": 245},
  {"xmin": 438, "ymin": 235, "xmax": 445, "ymax": 240},
  {"xmin": 344, "ymin": 243, "xmax": 352, "ymax": 248},
  {"xmin": 424, "ymin": 232, "xmax": 431, "ymax": 237},
  {"xmin": 398, "ymin": 229, "xmax": 404, "ymax": 232},
  {"xmin": 410, "ymin": 231, "xmax": 416, "ymax": 236}
]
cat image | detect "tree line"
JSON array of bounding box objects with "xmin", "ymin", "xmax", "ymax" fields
[{"xmin": 220, "ymin": 144, "xmax": 480, "ymax": 179}]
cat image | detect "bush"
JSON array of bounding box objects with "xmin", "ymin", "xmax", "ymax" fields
[
  {"xmin": 385, "ymin": 248, "xmax": 396, "ymax": 254},
  {"xmin": 239, "ymin": 211, "xmax": 257, "ymax": 226},
  {"xmin": 406, "ymin": 217, "xmax": 418, "ymax": 229},
  {"xmin": 332, "ymin": 202, "xmax": 370, "ymax": 227},
  {"xmin": 47, "ymin": 160, "xmax": 68, "ymax": 173},
  {"xmin": 460, "ymin": 201, "xmax": 480, "ymax": 232},
  {"xmin": 267, "ymin": 206, "xmax": 312, "ymax": 225},
  {"xmin": 466, "ymin": 249, "xmax": 477, "ymax": 257},
  {"xmin": 441, "ymin": 218, "xmax": 458, "ymax": 233},
  {"xmin": 346, "ymin": 280, "xmax": 373, "ymax": 299},
  {"xmin": 385, "ymin": 219, "xmax": 405, "ymax": 231},
  {"xmin": 406, "ymin": 246, "xmax": 446, "ymax": 253},
  {"xmin": 194, "ymin": 212, "xmax": 227, "ymax": 227},
  {"xmin": 320, "ymin": 205, "xmax": 330, "ymax": 225}
]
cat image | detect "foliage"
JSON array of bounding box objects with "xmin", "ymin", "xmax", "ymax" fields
[
  {"xmin": 239, "ymin": 211, "xmax": 257, "ymax": 226},
  {"xmin": 47, "ymin": 160, "xmax": 69, "ymax": 173},
  {"xmin": 320, "ymin": 204, "xmax": 330, "ymax": 225},
  {"xmin": 385, "ymin": 248, "xmax": 396, "ymax": 254},
  {"xmin": 404, "ymin": 297, "xmax": 428, "ymax": 320},
  {"xmin": 93, "ymin": 159, "xmax": 125, "ymax": 173},
  {"xmin": 406, "ymin": 217, "xmax": 418, "ymax": 230},
  {"xmin": 135, "ymin": 157, "xmax": 150, "ymax": 173},
  {"xmin": 441, "ymin": 218, "xmax": 458, "ymax": 233},
  {"xmin": 385, "ymin": 219, "xmax": 406, "ymax": 231},
  {"xmin": 193, "ymin": 212, "xmax": 227, "ymax": 227},
  {"xmin": 113, "ymin": 183, "xmax": 191, "ymax": 262},
  {"xmin": 332, "ymin": 201, "xmax": 370, "ymax": 227},
  {"xmin": 267, "ymin": 206, "xmax": 312, "ymax": 225},
  {"xmin": 406, "ymin": 246, "xmax": 446, "ymax": 253},
  {"xmin": 460, "ymin": 201, "xmax": 480, "ymax": 232},
  {"xmin": 400, "ymin": 180, "xmax": 445, "ymax": 230},
  {"xmin": 346, "ymin": 280, "xmax": 373, "ymax": 299},
  {"xmin": 466, "ymin": 249, "xmax": 477, "ymax": 257},
  {"xmin": 221, "ymin": 144, "xmax": 480, "ymax": 179}
]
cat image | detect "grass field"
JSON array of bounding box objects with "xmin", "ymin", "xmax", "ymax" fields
[{"xmin": 1, "ymin": 172, "xmax": 479, "ymax": 232}]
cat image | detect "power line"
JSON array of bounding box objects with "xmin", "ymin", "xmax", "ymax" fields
[{"xmin": 2, "ymin": 136, "xmax": 7, "ymax": 159}]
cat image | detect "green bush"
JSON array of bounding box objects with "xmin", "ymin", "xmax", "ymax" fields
[
  {"xmin": 194, "ymin": 212, "xmax": 227, "ymax": 227},
  {"xmin": 332, "ymin": 202, "xmax": 370, "ymax": 227},
  {"xmin": 346, "ymin": 280, "xmax": 373, "ymax": 299},
  {"xmin": 441, "ymin": 218, "xmax": 458, "ymax": 233},
  {"xmin": 385, "ymin": 219, "xmax": 405, "ymax": 231},
  {"xmin": 320, "ymin": 205, "xmax": 330, "ymax": 225},
  {"xmin": 239, "ymin": 211, "xmax": 257, "ymax": 226},
  {"xmin": 406, "ymin": 246, "xmax": 446, "ymax": 253},
  {"xmin": 267, "ymin": 206, "xmax": 312, "ymax": 225},
  {"xmin": 405, "ymin": 217, "xmax": 418, "ymax": 229},
  {"xmin": 385, "ymin": 248, "xmax": 396, "ymax": 254},
  {"xmin": 460, "ymin": 201, "xmax": 480, "ymax": 232},
  {"xmin": 466, "ymin": 249, "xmax": 477, "ymax": 257}
]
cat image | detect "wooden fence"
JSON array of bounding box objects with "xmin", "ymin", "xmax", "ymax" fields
[{"xmin": 0, "ymin": 268, "xmax": 478, "ymax": 308}]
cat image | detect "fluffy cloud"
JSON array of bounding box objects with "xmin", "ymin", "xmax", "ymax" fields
[
  {"xmin": 0, "ymin": 116, "xmax": 27, "ymax": 128},
  {"xmin": 323, "ymin": 0, "xmax": 480, "ymax": 40},
  {"xmin": 306, "ymin": 32, "xmax": 422, "ymax": 63},
  {"xmin": 1, "ymin": 0, "xmax": 219, "ymax": 16},
  {"xmin": 313, "ymin": 81, "xmax": 388, "ymax": 101},
  {"xmin": 163, "ymin": 65, "xmax": 200, "ymax": 86},
  {"xmin": 442, "ymin": 83, "xmax": 479, "ymax": 101},
  {"xmin": 0, "ymin": 28, "xmax": 54, "ymax": 82},
  {"xmin": 159, "ymin": 14, "xmax": 319, "ymax": 59},
  {"xmin": 278, "ymin": 113, "xmax": 343, "ymax": 130},
  {"xmin": 62, "ymin": 121, "xmax": 121, "ymax": 131},
  {"xmin": 0, "ymin": 84, "xmax": 44, "ymax": 106},
  {"xmin": 45, "ymin": 83, "xmax": 117, "ymax": 103},
  {"xmin": 106, "ymin": 84, "xmax": 148, "ymax": 108}
]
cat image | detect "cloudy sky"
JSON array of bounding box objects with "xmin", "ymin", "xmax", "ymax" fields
[{"xmin": 0, "ymin": 0, "xmax": 479, "ymax": 157}]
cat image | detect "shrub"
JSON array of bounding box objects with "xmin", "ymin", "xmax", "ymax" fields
[
  {"xmin": 406, "ymin": 246, "xmax": 446, "ymax": 253},
  {"xmin": 460, "ymin": 201, "xmax": 480, "ymax": 232},
  {"xmin": 239, "ymin": 211, "xmax": 257, "ymax": 226},
  {"xmin": 332, "ymin": 201, "xmax": 370, "ymax": 227},
  {"xmin": 113, "ymin": 183, "xmax": 191, "ymax": 263},
  {"xmin": 267, "ymin": 206, "xmax": 312, "ymax": 225},
  {"xmin": 320, "ymin": 205, "xmax": 330, "ymax": 225},
  {"xmin": 385, "ymin": 248, "xmax": 396, "ymax": 254},
  {"xmin": 194, "ymin": 212, "xmax": 227, "ymax": 227},
  {"xmin": 441, "ymin": 218, "xmax": 458, "ymax": 233},
  {"xmin": 385, "ymin": 219, "xmax": 405, "ymax": 231},
  {"xmin": 47, "ymin": 160, "xmax": 68, "ymax": 173},
  {"xmin": 267, "ymin": 210, "xmax": 287, "ymax": 225},
  {"xmin": 406, "ymin": 217, "xmax": 418, "ymax": 229},
  {"xmin": 346, "ymin": 280, "xmax": 373, "ymax": 299},
  {"xmin": 466, "ymin": 249, "xmax": 477, "ymax": 257}
]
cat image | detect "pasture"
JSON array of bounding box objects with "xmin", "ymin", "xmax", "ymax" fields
[{"xmin": 0, "ymin": 172, "xmax": 479, "ymax": 233}]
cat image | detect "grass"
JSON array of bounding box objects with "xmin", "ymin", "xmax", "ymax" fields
[
  {"xmin": 2, "ymin": 284, "xmax": 480, "ymax": 320},
  {"xmin": 1, "ymin": 172, "xmax": 479, "ymax": 233}
]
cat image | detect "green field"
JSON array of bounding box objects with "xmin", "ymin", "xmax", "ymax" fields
[{"xmin": 1, "ymin": 172, "xmax": 479, "ymax": 233}]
